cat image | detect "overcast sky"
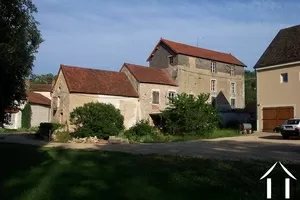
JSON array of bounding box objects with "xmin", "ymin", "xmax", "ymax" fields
[{"xmin": 32, "ymin": 0, "xmax": 299, "ymax": 74}]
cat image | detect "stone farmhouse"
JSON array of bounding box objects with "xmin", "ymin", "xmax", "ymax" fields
[{"xmin": 50, "ymin": 38, "xmax": 247, "ymax": 130}]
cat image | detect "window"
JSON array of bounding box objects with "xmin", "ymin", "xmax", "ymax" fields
[
  {"xmin": 57, "ymin": 96, "xmax": 60, "ymax": 108},
  {"xmin": 211, "ymin": 96, "xmax": 217, "ymax": 108},
  {"xmin": 4, "ymin": 113, "xmax": 12, "ymax": 124},
  {"xmin": 230, "ymin": 66, "xmax": 235, "ymax": 76},
  {"xmin": 280, "ymin": 73, "xmax": 288, "ymax": 83},
  {"xmin": 210, "ymin": 79, "xmax": 216, "ymax": 92},
  {"xmin": 211, "ymin": 61, "xmax": 216, "ymax": 73},
  {"xmin": 152, "ymin": 91, "xmax": 160, "ymax": 104},
  {"xmin": 167, "ymin": 91, "xmax": 176, "ymax": 104},
  {"xmin": 230, "ymin": 82, "xmax": 236, "ymax": 94},
  {"xmin": 230, "ymin": 98, "xmax": 236, "ymax": 108},
  {"xmin": 169, "ymin": 56, "xmax": 174, "ymax": 64}
]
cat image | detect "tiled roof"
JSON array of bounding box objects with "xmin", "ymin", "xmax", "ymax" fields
[
  {"xmin": 60, "ymin": 65, "xmax": 139, "ymax": 98},
  {"xmin": 27, "ymin": 92, "xmax": 51, "ymax": 107},
  {"xmin": 4, "ymin": 109, "xmax": 19, "ymax": 113},
  {"xmin": 254, "ymin": 25, "xmax": 300, "ymax": 69},
  {"xmin": 30, "ymin": 84, "xmax": 52, "ymax": 92},
  {"xmin": 123, "ymin": 63, "xmax": 177, "ymax": 86},
  {"xmin": 147, "ymin": 38, "xmax": 246, "ymax": 67}
]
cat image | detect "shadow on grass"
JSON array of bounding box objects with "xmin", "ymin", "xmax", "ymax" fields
[{"xmin": 0, "ymin": 142, "xmax": 300, "ymax": 200}]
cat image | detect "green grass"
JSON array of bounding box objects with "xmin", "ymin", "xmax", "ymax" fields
[
  {"xmin": 1, "ymin": 143, "xmax": 299, "ymax": 200},
  {"xmin": 127, "ymin": 129, "xmax": 240, "ymax": 143},
  {"xmin": 0, "ymin": 127, "xmax": 39, "ymax": 133}
]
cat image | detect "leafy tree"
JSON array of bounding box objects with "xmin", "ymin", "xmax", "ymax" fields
[
  {"xmin": 21, "ymin": 103, "xmax": 32, "ymax": 128},
  {"xmin": 0, "ymin": 0, "xmax": 43, "ymax": 126},
  {"xmin": 244, "ymin": 70, "xmax": 256, "ymax": 105},
  {"xmin": 70, "ymin": 102, "xmax": 125, "ymax": 138},
  {"xmin": 162, "ymin": 93, "xmax": 220, "ymax": 136},
  {"xmin": 29, "ymin": 73, "xmax": 57, "ymax": 84}
]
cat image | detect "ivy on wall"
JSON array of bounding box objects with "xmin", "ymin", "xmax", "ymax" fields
[{"xmin": 21, "ymin": 104, "xmax": 32, "ymax": 128}]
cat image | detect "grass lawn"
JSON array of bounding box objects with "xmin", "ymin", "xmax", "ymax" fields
[{"xmin": 0, "ymin": 143, "xmax": 299, "ymax": 200}]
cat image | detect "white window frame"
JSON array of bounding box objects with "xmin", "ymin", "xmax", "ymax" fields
[
  {"xmin": 230, "ymin": 82, "xmax": 236, "ymax": 95},
  {"xmin": 166, "ymin": 90, "xmax": 177, "ymax": 105},
  {"xmin": 280, "ymin": 73, "xmax": 288, "ymax": 83},
  {"xmin": 211, "ymin": 61, "xmax": 216, "ymax": 73},
  {"xmin": 230, "ymin": 98, "xmax": 236, "ymax": 108},
  {"xmin": 210, "ymin": 79, "xmax": 217, "ymax": 92},
  {"xmin": 151, "ymin": 89, "xmax": 160, "ymax": 105}
]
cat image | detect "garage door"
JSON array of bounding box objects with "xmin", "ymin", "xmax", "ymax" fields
[{"xmin": 262, "ymin": 106, "xmax": 294, "ymax": 132}]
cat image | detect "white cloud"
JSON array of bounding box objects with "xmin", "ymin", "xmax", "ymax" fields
[{"xmin": 33, "ymin": 0, "xmax": 298, "ymax": 73}]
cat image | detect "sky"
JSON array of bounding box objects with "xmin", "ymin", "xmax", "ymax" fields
[{"xmin": 32, "ymin": 0, "xmax": 299, "ymax": 74}]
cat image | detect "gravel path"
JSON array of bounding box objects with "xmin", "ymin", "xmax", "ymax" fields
[{"xmin": 1, "ymin": 132, "xmax": 300, "ymax": 162}]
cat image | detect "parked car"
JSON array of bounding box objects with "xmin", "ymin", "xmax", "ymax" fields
[
  {"xmin": 280, "ymin": 118, "xmax": 300, "ymax": 139},
  {"xmin": 273, "ymin": 120, "xmax": 287, "ymax": 132}
]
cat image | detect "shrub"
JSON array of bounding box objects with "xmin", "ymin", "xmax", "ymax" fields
[
  {"xmin": 162, "ymin": 93, "xmax": 221, "ymax": 136},
  {"xmin": 225, "ymin": 120, "xmax": 241, "ymax": 130},
  {"xmin": 124, "ymin": 120, "xmax": 160, "ymax": 142},
  {"xmin": 124, "ymin": 120, "xmax": 155, "ymax": 137},
  {"xmin": 54, "ymin": 131, "xmax": 72, "ymax": 143},
  {"xmin": 21, "ymin": 104, "xmax": 32, "ymax": 128},
  {"xmin": 37, "ymin": 122, "xmax": 63, "ymax": 139},
  {"xmin": 70, "ymin": 102, "xmax": 125, "ymax": 138}
]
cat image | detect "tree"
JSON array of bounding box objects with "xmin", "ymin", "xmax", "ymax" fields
[
  {"xmin": 21, "ymin": 103, "xmax": 31, "ymax": 128},
  {"xmin": 29, "ymin": 73, "xmax": 57, "ymax": 84},
  {"xmin": 70, "ymin": 102, "xmax": 125, "ymax": 138},
  {"xmin": 244, "ymin": 70, "xmax": 256, "ymax": 105},
  {"xmin": 0, "ymin": 0, "xmax": 43, "ymax": 126},
  {"xmin": 162, "ymin": 93, "xmax": 220, "ymax": 136}
]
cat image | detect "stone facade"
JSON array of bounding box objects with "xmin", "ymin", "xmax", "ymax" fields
[
  {"xmin": 51, "ymin": 68, "xmax": 140, "ymax": 130},
  {"xmin": 149, "ymin": 43, "xmax": 245, "ymax": 110},
  {"xmin": 51, "ymin": 69, "xmax": 70, "ymax": 126},
  {"xmin": 138, "ymin": 83, "xmax": 178, "ymax": 123},
  {"xmin": 121, "ymin": 66, "xmax": 178, "ymax": 125}
]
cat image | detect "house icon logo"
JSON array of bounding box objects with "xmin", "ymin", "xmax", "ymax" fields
[{"xmin": 260, "ymin": 162, "xmax": 297, "ymax": 199}]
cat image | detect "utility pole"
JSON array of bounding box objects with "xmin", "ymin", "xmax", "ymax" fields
[{"xmin": 197, "ymin": 37, "xmax": 199, "ymax": 47}]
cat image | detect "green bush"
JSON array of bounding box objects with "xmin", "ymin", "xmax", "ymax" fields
[
  {"xmin": 37, "ymin": 122, "xmax": 63, "ymax": 139},
  {"xmin": 21, "ymin": 104, "xmax": 32, "ymax": 128},
  {"xmin": 55, "ymin": 131, "xmax": 72, "ymax": 143},
  {"xmin": 70, "ymin": 102, "xmax": 125, "ymax": 139},
  {"xmin": 123, "ymin": 120, "xmax": 160, "ymax": 143},
  {"xmin": 225, "ymin": 120, "xmax": 241, "ymax": 130},
  {"xmin": 162, "ymin": 93, "xmax": 221, "ymax": 136}
]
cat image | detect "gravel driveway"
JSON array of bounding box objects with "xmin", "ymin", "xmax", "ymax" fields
[{"xmin": 1, "ymin": 132, "xmax": 300, "ymax": 162}]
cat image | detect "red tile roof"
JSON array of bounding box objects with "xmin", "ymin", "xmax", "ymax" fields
[
  {"xmin": 123, "ymin": 63, "xmax": 177, "ymax": 86},
  {"xmin": 27, "ymin": 92, "xmax": 51, "ymax": 107},
  {"xmin": 30, "ymin": 84, "xmax": 52, "ymax": 92},
  {"xmin": 4, "ymin": 109, "xmax": 20, "ymax": 113},
  {"xmin": 60, "ymin": 65, "xmax": 139, "ymax": 98},
  {"xmin": 147, "ymin": 38, "xmax": 246, "ymax": 67}
]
